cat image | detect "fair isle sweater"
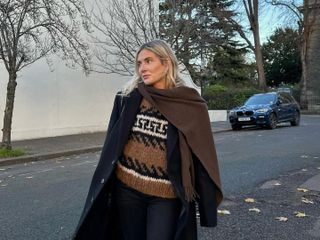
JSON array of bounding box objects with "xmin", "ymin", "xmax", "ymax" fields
[{"xmin": 115, "ymin": 97, "xmax": 177, "ymax": 199}]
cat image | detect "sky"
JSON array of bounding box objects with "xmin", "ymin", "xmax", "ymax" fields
[
  {"xmin": 232, "ymin": 3, "xmax": 301, "ymax": 63},
  {"xmin": 235, "ymin": 1, "xmax": 302, "ymax": 44}
]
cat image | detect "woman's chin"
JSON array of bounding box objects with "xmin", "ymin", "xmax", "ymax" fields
[{"xmin": 143, "ymin": 80, "xmax": 153, "ymax": 85}]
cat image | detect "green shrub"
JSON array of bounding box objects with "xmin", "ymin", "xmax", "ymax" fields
[{"xmin": 203, "ymin": 84, "xmax": 228, "ymax": 94}]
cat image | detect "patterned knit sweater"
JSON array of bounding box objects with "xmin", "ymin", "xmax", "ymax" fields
[{"xmin": 115, "ymin": 97, "xmax": 177, "ymax": 199}]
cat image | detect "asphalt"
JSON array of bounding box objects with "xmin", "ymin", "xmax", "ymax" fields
[{"xmin": 1, "ymin": 120, "xmax": 319, "ymax": 193}]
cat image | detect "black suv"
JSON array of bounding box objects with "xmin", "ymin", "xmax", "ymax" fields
[{"xmin": 228, "ymin": 92, "xmax": 300, "ymax": 130}]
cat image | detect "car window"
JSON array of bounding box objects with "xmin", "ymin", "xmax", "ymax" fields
[
  {"xmin": 245, "ymin": 94, "xmax": 276, "ymax": 105},
  {"xmin": 278, "ymin": 95, "xmax": 287, "ymax": 104},
  {"xmin": 279, "ymin": 94, "xmax": 291, "ymax": 104},
  {"xmin": 283, "ymin": 93, "xmax": 294, "ymax": 103}
]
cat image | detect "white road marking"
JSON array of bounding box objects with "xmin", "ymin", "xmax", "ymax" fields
[
  {"xmin": 35, "ymin": 169, "xmax": 53, "ymax": 174},
  {"xmin": 71, "ymin": 160, "xmax": 95, "ymax": 166}
]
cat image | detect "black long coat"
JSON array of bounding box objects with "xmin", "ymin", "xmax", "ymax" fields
[{"xmin": 73, "ymin": 88, "xmax": 219, "ymax": 240}]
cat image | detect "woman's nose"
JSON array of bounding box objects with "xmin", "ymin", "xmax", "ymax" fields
[{"xmin": 139, "ymin": 63, "xmax": 146, "ymax": 73}]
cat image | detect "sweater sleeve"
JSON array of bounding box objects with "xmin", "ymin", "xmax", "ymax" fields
[{"xmin": 193, "ymin": 154, "xmax": 218, "ymax": 227}]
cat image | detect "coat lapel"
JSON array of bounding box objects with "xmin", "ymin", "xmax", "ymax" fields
[{"xmin": 115, "ymin": 89, "xmax": 142, "ymax": 157}]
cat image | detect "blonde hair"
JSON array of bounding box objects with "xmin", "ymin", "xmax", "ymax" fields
[{"xmin": 121, "ymin": 40, "xmax": 185, "ymax": 95}]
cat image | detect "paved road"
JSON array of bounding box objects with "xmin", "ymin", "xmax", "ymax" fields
[
  {"xmin": 215, "ymin": 115, "xmax": 320, "ymax": 196},
  {"xmin": 205, "ymin": 115, "xmax": 320, "ymax": 240},
  {"xmin": 0, "ymin": 153, "xmax": 98, "ymax": 240},
  {"xmin": 0, "ymin": 115, "xmax": 319, "ymax": 239}
]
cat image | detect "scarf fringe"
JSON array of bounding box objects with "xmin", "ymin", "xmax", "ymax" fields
[{"xmin": 184, "ymin": 187, "xmax": 199, "ymax": 202}]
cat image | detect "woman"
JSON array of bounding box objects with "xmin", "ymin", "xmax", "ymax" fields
[{"xmin": 73, "ymin": 40, "xmax": 223, "ymax": 240}]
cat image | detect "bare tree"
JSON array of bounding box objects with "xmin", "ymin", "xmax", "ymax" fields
[
  {"xmin": 89, "ymin": 0, "xmax": 200, "ymax": 76},
  {"xmin": 267, "ymin": 0, "xmax": 319, "ymax": 108},
  {"xmin": 89, "ymin": 0, "xmax": 159, "ymax": 76},
  {"xmin": 0, "ymin": 0, "xmax": 91, "ymax": 150},
  {"xmin": 89, "ymin": 0, "xmax": 238, "ymax": 83},
  {"xmin": 228, "ymin": 0, "xmax": 267, "ymax": 91}
]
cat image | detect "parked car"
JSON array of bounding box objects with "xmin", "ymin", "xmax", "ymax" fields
[{"xmin": 228, "ymin": 92, "xmax": 300, "ymax": 130}]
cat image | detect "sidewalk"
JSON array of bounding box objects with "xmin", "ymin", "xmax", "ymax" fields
[
  {"xmin": 0, "ymin": 121, "xmax": 231, "ymax": 167},
  {"xmin": 210, "ymin": 165, "xmax": 320, "ymax": 240}
]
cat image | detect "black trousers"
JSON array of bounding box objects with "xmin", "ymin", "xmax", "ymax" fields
[{"xmin": 113, "ymin": 179, "xmax": 181, "ymax": 240}]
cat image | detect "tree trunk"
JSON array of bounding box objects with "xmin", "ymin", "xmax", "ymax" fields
[
  {"xmin": 241, "ymin": 0, "xmax": 267, "ymax": 91},
  {"xmin": 1, "ymin": 72, "xmax": 18, "ymax": 150},
  {"xmin": 300, "ymin": 40, "xmax": 308, "ymax": 109},
  {"xmin": 253, "ymin": 25, "xmax": 267, "ymax": 91},
  {"xmin": 299, "ymin": 0, "xmax": 311, "ymax": 110},
  {"xmin": 298, "ymin": 0, "xmax": 320, "ymax": 110}
]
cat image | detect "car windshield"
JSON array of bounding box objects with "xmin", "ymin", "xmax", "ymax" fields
[{"xmin": 245, "ymin": 94, "xmax": 276, "ymax": 106}]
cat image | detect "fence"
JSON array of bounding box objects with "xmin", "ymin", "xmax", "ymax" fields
[{"xmin": 304, "ymin": 95, "xmax": 320, "ymax": 114}]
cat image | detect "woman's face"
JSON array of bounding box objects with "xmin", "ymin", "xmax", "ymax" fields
[{"xmin": 137, "ymin": 49, "xmax": 167, "ymax": 89}]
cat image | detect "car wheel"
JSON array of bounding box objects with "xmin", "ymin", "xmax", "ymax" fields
[
  {"xmin": 290, "ymin": 111, "xmax": 300, "ymax": 126},
  {"xmin": 231, "ymin": 124, "xmax": 242, "ymax": 130},
  {"xmin": 267, "ymin": 113, "xmax": 277, "ymax": 129}
]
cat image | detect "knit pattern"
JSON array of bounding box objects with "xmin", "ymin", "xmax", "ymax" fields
[{"xmin": 116, "ymin": 98, "xmax": 177, "ymax": 198}]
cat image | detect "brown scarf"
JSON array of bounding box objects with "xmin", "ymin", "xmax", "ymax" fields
[{"xmin": 137, "ymin": 83, "xmax": 223, "ymax": 205}]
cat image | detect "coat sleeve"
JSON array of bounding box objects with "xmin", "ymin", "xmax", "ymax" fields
[
  {"xmin": 83, "ymin": 91, "xmax": 123, "ymax": 201},
  {"xmin": 72, "ymin": 92, "xmax": 123, "ymax": 239},
  {"xmin": 193, "ymin": 154, "xmax": 218, "ymax": 227},
  {"xmin": 94, "ymin": 91, "xmax": 123, "ymax": 172}
]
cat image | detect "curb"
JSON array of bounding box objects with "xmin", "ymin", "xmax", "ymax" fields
[
  {"xmin": 213, "ymin": 129, "xmax": 231, "ymax": 134},
  {"xmin": 0, "ymin": 146, "xmax": 102, "ymax": 167},
  {"xmin": 0, "ymin": 128, "xmax": 231, "ymax": 167}
]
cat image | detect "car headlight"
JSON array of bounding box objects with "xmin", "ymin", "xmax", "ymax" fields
[
  {"xmin": 229, "ymin": 110, "xmax": 235, "ymax": 115},
  {"xmin": 256, "ymin": 108, "xmax": 269, "ymax": 113}
]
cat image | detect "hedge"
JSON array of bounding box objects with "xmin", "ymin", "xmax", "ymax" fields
[{"xmin": 203, "ymin": 84, "xmax": 262, "ymax": 110}]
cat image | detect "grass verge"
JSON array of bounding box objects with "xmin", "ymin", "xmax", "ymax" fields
[{"xmin": 0, "ymin": 148, "xmax": 25, "ymax": 158}]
